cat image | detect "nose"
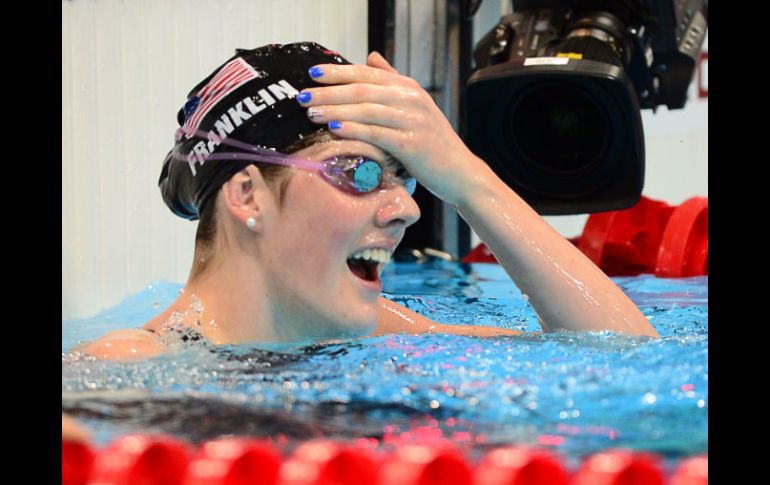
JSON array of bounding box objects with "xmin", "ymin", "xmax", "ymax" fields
[{"xmin": 374, "ymin": 186, "xmax": 421, "ymax": 229}]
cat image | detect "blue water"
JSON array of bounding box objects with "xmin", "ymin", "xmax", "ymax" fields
[{"xmin": 62, "ymin": 262, "xmax": 707, "ymax": 463}]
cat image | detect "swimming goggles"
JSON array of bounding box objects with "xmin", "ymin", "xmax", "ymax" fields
[{"xmin": 175, "ymin": 128, "xmax": 417, "ymax": 196}]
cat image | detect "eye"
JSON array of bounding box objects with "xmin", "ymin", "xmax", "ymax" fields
[
  {"xmin": 321, "ymin": 155, "xmax": 385, "ymax": 194},
  {"xmin": 352, "ymin": 159, "xmax": 383, "ymax": 192}
]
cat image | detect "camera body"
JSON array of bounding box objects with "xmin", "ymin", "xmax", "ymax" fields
[{"xmin": 464, "ymin": 0, "xmax": 707, "ymax": 214}]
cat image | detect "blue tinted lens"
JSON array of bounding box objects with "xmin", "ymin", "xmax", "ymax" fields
[
  {"xmin": 403, "ymin": 177, "xmax": 417, "ymax": 196},
  {"xmin": 353, "ymin": 159, "xmax": 383, "ymax": 193}
]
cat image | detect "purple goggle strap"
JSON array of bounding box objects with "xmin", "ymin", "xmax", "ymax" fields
[{"xmin": 174, "ymin": 127, "xmax": 325, "ymax": 172}]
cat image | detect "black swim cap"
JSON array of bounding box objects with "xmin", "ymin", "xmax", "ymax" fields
[{"xmin": 158, "ymin": 42, "xmax": 352, "ymax": 220}]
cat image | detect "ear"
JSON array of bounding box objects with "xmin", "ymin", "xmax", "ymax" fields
[{"xmin": 220, "ymin": 166, "xmax": 272, "ymax": 233}]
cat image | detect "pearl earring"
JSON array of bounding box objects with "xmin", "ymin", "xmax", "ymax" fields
[{"xmin": 246, "ymin": 217, "xmax": 256, "ymax": 229}]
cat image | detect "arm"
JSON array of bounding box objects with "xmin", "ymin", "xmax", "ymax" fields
[
  {"xmin": 72, "ymin": 328, "xmax": 167, "ymax": 361},
  {"xmin": 451, "ymin": 161, "xmax": 658, "ymax": 337},
  {"xmin": 373, "ymin": 296, "xmax": 526, "ymax": 337},
  {"xmin": 62, "ymin": 413, "xmax": 91, "ymax": 443},
  {"xmin": 304, "ymin": 53, "xmax": 658, "ymax": 338}
]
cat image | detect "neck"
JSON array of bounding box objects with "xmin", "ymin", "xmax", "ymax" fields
[{"xmin": 163, "ymin": 249, "xmax": 296, "ymax": 344}]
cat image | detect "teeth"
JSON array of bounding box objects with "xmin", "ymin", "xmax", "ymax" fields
[{"xmin": 349, "ymin": 248, "xmax": 391, "ymax": 265}]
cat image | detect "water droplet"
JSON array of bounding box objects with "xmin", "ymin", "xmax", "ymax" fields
[{"xmin": 642, "ymin": 392, "xmax": 657, "ymax": 405}]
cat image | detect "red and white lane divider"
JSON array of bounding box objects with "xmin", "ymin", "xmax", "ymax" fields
[{"xmin": 62, "ymin": 435, "xmax": 707, "ymax": 485}]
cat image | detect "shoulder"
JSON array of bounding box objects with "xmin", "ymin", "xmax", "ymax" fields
[
  {"xmin": 373, "ymin": 296, "xmax": 437, "ymax": 335},
  {"xmin": 72, "ymin": 328, "xmax": 166, "ymax": 361},
  {"xmin": 62, "ymin": 413, "xmax": 91, "ymax": 443}
]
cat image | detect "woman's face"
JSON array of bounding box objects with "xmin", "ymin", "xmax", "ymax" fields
[{"xmin": 258, "ymin": 138, "xmax": 421, "ymax": 341}]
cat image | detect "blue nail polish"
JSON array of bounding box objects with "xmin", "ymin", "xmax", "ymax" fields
[
  {"xmin": 309, "ymin": 66, "xmax": 324, "ymax": 78},
  {"xmin": 297, "ymin": 91, "xmax": 312, "ymax": 103},
  {"xmin": 329, "ymin": 121, "xmax": 342, "ymax": 130}
]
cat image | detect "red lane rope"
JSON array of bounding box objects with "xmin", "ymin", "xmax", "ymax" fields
[{"xmin": 63, "ymin": 434, "xmax": 707, "ymax": 485}]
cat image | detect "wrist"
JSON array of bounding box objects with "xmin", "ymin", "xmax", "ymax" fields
[{"xmin": 449, "ymin": 154, "xmax": 504, "ymax": 209}]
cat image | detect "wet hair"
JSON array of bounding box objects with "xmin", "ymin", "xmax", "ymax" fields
[{"xmin": 190, "ymin": 130, "xmax": 337, "ymax": 280}]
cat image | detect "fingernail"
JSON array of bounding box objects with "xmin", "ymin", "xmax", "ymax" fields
[
  {"xmin": 307, "ymin": 107, "xmax": 323, "ymax": 121},
  {"xmin": 309, "ymin": 66, "xmax": 324, "ymax": 78},
  {"xmin": 329, "ymin": 121, "xmax": 342, "ymax": 130},
  {"xmin": 297, "ymin": 91, "xmax": 312, "ymax": 103}
]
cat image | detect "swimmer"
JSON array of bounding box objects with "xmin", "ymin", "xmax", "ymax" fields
[
  {"xmin": 74, "ymin": 42, "xmax": 658, "ymax": 361},
  {"xmin": 62, "ymin": 412, "xmax": 91, "ymax": 443}
]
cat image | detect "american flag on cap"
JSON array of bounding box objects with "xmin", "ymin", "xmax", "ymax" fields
[{"xmin": 181, "ymin": 57, "xmax": 259, "ymax": 136}]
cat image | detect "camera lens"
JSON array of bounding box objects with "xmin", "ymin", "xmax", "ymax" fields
[{"xmin": 508, "ymin": 82, "xmax": 609, "ymax": 175}]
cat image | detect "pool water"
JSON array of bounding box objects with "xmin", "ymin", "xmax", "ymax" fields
[{"xmin": 62, "ymin": 262, "xmax": 707, "ymax": 463}]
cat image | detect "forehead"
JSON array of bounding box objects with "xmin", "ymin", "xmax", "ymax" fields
[{"xmin": 293, "ymin": 137, "xmax": 394, "ymax": 164}]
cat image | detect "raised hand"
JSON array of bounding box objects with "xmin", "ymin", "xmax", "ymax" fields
[{"xmin": 297, "ymin": 51, "xmax": 488, "ymax": 206}]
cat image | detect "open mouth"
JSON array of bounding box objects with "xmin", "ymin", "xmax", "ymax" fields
[
  {"xmin": 346, "ymin": 248, "xmax": 391, "ymax": 284},
  {"xmin": 347, "ymin": 258, "xmax": 379, "ymax": 282}
]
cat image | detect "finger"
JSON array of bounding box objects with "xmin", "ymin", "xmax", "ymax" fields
[
  {"xmin": 367, "ymin": 51, "xmax": 399, "ymax": 74},
  {"xmin": 306, "ymin": 103, "xmax": 406, "ymax": 129},
  {"xmin": 325, "ymin": 120, "xmax": 403, "ymax": 155},
  {"xmin": 296, "ymin": 83, "xmax": 419, "ymax": 107},
  {"xmin": 307, "ymin": 62, "xmax": 402, "ymax": 86}
]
